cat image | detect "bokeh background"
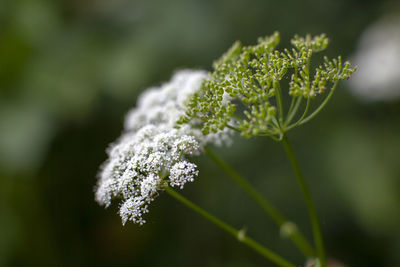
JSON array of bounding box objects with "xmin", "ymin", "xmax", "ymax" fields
[{"xmin": 1, "ymin": 0, "xmax": 400, "ymax": 266}]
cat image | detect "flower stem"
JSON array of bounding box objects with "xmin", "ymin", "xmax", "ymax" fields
[
  {"xmin": 165, "ymin": 187, "xmax": 296, "ymax": 267},
  {"xmin": 285, "ymin": 96, "xmax": 302, "ymax": 126},
  {"xmin": 281, "ymin": 135, "xmax": 326, "ymax": 267},
  {"xmin": 204, "ymin": 146, "xmax": 315, "ymax": 258},
  {"xmin": 285, "ymin": 96, "xmax": 311, "ymax": 131},
  {"xmin": 298, "ymin": 82, "xmax": 337, "ymax": 126},
  {"xmin": 274, "ymin": 81, "xmax": 285, "ymax": 124}
]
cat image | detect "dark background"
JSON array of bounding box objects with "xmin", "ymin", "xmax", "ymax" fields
[{"xmin": 1, "ymin": 0, "xmax": 400, "ymax": 266}]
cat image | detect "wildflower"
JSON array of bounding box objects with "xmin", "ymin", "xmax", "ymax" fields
[
  {"xmin": 169, "ymin": 161, "xmax": 199, "ymax": 189},
  {"xmin": 95, "ymin": 70, "xmax": 232, "ymax": 224},
  {"xmin": 124, "ymin": 70, "xmax": 208, "ymax": 131},
  {"xmin": 96, "ymin": 125, "xmax": 200, "ymax": 225},
  {"xmin": 125, "ymin": 69, "xmax": 232, "ymax": 146},
  {"xmin": 179, "ymin": 32, "xmax": 356, "ymax": 140}
]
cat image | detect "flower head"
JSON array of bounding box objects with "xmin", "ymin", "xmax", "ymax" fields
[
  {"xmin": 179, "ymin": 32, "xmax": 356, "ymax": 140},
  {"xmin": 95, "ymin": 70, "xmax": 232, "ymax": 225},
  {"xmin": 124, "ymin": 70, "xmax": 207, "ymax": 131},
  {"xmin": 96, "ymin": 124, "xmax": 200, "ymax": 225}
]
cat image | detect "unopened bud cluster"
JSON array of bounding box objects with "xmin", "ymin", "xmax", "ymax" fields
[{"xmin": 179, "ymin": 32, "xmax": 356, "ymax": 139}]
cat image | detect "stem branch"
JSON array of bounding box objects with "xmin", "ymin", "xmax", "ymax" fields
[
  {"xmin": 274, "ymin": 81, "xmax": 285, "ymax": 125},
  {"xmin": 165, "ymin": 187, "xmax": 296, "ymax": 267},
  {"xmin": 298, "ymin": 83, "xmax": 337, "ymax": 126},
  {"xmin": 281, "ymin": 135, "xmax": 326, "ymax": 267},
  {"xmin": 205, "ymin": 147, "xmax": 315, "ymax": 257}
]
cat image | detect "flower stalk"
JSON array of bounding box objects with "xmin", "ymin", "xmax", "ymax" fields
[
  {"xmin": 281, "ymin": 135, "xmax": 326, "ymax": 267},
  {"xmin": 164, "ymin": 186, "xmax": 296, "ymax": 267},
  {"xmin": 204, "ymin": 146, "xmax": 315, "ymax": 258}
]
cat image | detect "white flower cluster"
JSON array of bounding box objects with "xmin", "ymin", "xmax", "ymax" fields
[
  {"xmin": 95, "ymin": 70, "xmax": 231, "ymax": 225},
  {"xmin": 124, "ymin": 69, "xmax": 232, "ymax": 146},
  {"xmin": 349, "ymin": 16, "xmax": 400, "ymax": 101},
  {"xmin": 124, "ymin": 70, "xmax": 205, "ymax": 131}
]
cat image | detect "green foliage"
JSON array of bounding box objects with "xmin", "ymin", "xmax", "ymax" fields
[{"xmin": 179, "ymin": 32, "xmax": 356, "ymax": 140}]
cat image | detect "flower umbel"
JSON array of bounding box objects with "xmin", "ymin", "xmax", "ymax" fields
[
  {"xmin": 96, "ymin": 125, "xmax": 200, "ymax": 225},
  {"xmin": 179, "ymin": 32, "xmax": 357, "ymax": 140},
  {"xmin": 95, "ymin": 70, "xmax": 231, "ymax": 225}
]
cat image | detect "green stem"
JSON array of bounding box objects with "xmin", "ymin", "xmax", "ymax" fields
[
  {"xmin": 298, "ymin": 83, "xmax": 337, "ymax": 126},
  {"xmin": 285, "ymin": 96, "xmax": 311, "ymax": 131},
  {"xmin": 165, "ymin": 187, "xmax": 296, "ymax": 267},
  {"xmin": 274, "ymin": 81, "xmax": 285, "ymax": 125},
  {"xmin": 227, "ymin": 124, "xmax": 241, "ymax": 132},
  {"xmin": 281, "ymin": 135, "xmax": 326, "ymax": 267},
  {"xmin": 204, "ymin": 146, "xmax": 315, "ymax": 258},
  {"xmin": 256, "ymin": 131, "xmax": 281, "ymax": 142},
  {"xmin": 287, "ymin": 95, "xmax": 296, "ymax": 117},
  {"xmin": 284, "ymin": 96, "xmax": 302, "ymax": 127}
]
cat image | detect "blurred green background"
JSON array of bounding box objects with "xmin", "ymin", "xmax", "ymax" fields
[{"xmin": 1, "ymin": 0, "xmax": 400, "ymax": 266}]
